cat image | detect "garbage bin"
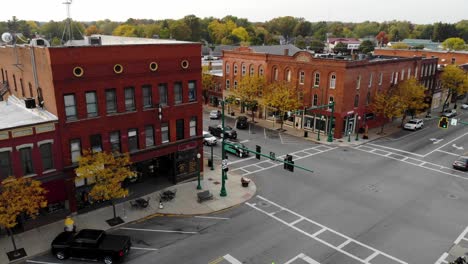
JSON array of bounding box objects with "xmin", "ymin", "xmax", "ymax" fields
[
  {"xmin": 208, "ymin": 159, "xmax": 213, "ymax": 167},
  {"xmin": 304, "ymin": 131, "xmax": 308, "ymax": 137},
  {"xmin": 241, "ymin": 177, "xmax": 250, "ymax": 187}
]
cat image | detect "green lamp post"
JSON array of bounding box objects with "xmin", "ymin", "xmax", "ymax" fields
[{"xmin": 196, "ymin": 152, "xmax": 202, "ymax": 190}]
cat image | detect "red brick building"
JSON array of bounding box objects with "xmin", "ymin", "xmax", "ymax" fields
[
  {"xmin": 374, "ymin": 48, "xmax": 468, "ymax": 66},
  {"xmin": 0, "ymin": 35, "xmax": 202, "ymax": 214},
  {"xmin": 222, "ymin": 46, "xmax": 437, "ymax": 139}
]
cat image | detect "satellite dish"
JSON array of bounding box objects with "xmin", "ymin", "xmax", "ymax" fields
[{"xmin": 2, "ymin": 32, "xmax": 13, "ymax": 43}]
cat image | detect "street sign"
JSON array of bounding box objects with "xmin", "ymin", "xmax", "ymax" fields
[{"xmin": 451, "ymin": 118, "xmax": 458, "ymax": 126}]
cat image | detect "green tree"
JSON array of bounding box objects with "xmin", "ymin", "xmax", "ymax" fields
[
  {"xmin": 293, "ymin": 20, "xmax": 312, "ymax": 37},
  {"xmin": 112, "ymin": 24, "xmax": 138, "ymax": 37},
  {"xmin": 142, "ymin": 23, "xmax": 161, "ymax": 38},
  {"xmin": 371, "ymin": 91, "xmax": 403, "ymax": 134},
  {"xmin": 96, "ymin": 19, "xmax": 120, "ymax": 35},
  {"xmin": 311, "ymin": 21, "xmax": 328, "ymax": 41},
  {"xmin": 309, "ymin": 39, "xmax": 325, "ymax": 53},
  {"xmin": 432, "ymin": 22, "xmax": 458, "ymax": 42},
  {"xmin": 232, "ymin": 75, "xmax": 266, "ymax": 122},
  {"xmin": 393, "ymin": 78, "xmax": 428, "ymax": 126},
  {"xmin": 390, "ymin": 42, "xmax": 410, "ymax": 49},
  {"xmin": 359, "ymin": 40, "xmax": 375, "ymax": 54},
  {"xmin": 0, "ymin": 176, "xmax": 47, "ymax": 252},
  {"xmin": 354, "ymin": 21, "xmax": 380, "ymax": 38},
  {"xmin": 75, "ymin": 151, "xmax": 134, "ymax": 222},
  {"xmin": 263, "ymin": 81, "xmax": 302, "ymax": 130},
  {"xmin": 170, "ymin": 20, "xmax": 192, "ymax": 40},
  {"xmin": 183, "ymin": 15, "xmax": 202, "ymax": 41},
  {"xmin": 202, "ymin": 66, "xmax": 215, "ymax": 104},
  {"xmin": 442, "ymin": 37, "xmax": 466, "ymax": 51},
  {"xmin": 440, "ymin": 65, "xmax": 468, "ymax": 111},
  {"xmin": 333, "ymin": 42, "xmax": 348, "ymax": 54},
  {"xmin": 455, "ymin": 20, "xmax": 468, "ymax": 42},
  {"xmin": 266, "ymin": 16, "xmax": 298, "ymax": 40},
  {"xmin": 231, "ymin": 27, "xmax": 249, "ymax": 42}
]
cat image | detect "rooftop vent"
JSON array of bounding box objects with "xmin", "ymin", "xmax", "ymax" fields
[
  {"xmin": 25, "ymin": 98, "xmax": 36, "ymax": 109},
  {"xmin": 89, "ymin": 36, "xmax": 102, "ymax": 46}
]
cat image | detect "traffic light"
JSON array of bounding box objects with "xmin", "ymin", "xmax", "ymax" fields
[
  {"xmin": 284, "ymin": 154, "xmax": 294, "ymax": 172},
  {"xmin": 256, "ymin": 145, "xmax": 261, "ymax": 160},
  {"xmin": 438, "ymin": 117, "xmax": 449, "ymax": 129}
]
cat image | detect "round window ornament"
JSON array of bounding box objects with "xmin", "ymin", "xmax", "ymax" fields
[
  {"xmin": 73, "ymin": 66, "xmax": 84, "ymax": 77},
  {"xmin": 181, "ymin": 60, "xmax": 189, "ymax": 69},
  {"xmin": 149, "ymin": 62, "xmax": 158, "ymax": 72},
  {"xmin": 114, "ymin": 64, "xmax": 123, "ymax": 74}
]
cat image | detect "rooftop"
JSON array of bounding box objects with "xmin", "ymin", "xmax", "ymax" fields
[
  {"xmin": 62, "ymin": 34, "xmax": 195, "ymax": 47},
  {"xmin": 0, "ymin": 96, "xmax": 57, "ymax": 130}
]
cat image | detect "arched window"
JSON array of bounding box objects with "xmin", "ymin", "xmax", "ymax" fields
[
  {"xmin": 234, "ymin": 80, "xmax": 238, "ymax": 89},
  {"xmin": 234, "ymin": 64, "xmax": 238, "ymax": 75},
  {"xmin": 356, "ymin": 74, "xmax": 361, "ymax": 89},
  {"xmin": 329, "ymin": 73, "xmax": 336, "ymax": 89},
  {"xmin": 299, "ymin": 71, "xmax": 305, "ymax": 84},
  {"xmin": 249, "ymin": 65, "xmax": 255, "ymax": 76},
  {"xmin": 314, "ymin": 72, "xmax": 320, "ymax": 87},
  {"xmin": 313, "ymin": 94, "xmax": 318, "ymax": 106},
  {"xmin": 285, "ymin": 69, "xmax": 291, "ymax": 82},
  {"xmin": 225, "ymin": 63, "xmax": 230, "ymax": 74},
  {"xmin": 354, "ymin": 95, "xmax": 359, "ymax": 107},
  {"xmin": 226, "ymin": 79, "xmax": 230, "ymax": 89},
  {"xmin": 259, "ymin": 66, "xmax": 264, "ymax": 76},
  {"xmin": 328, "ymin": 96, "xmax": 334, "ymax": 109},
  {"xmin": 273, "ymin": 67, "xmax": 278, "ymax": 81},
  {"xmin": 241, "ymin": 64, "xmax": 246, "ymax": 76}
]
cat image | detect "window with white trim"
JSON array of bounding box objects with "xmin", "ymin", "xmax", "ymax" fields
[
  {"xmin": 407, "ymin": 68, "xmax": 411, "ymax": 79},
  {"xmin": 329, "ymin": 74, "xmax": 336, "ymax": 89},
  {"xmin": 356, "ymin": 75, "xmax": 361, "ymax": 89},
  {"xmin": 286, "ymin": 69, "xmax": 291, "ymax": 82},
  {"xmin": 142, "ymin": 85, "xmax": 153, "ymax": 109},
  {"xmin": 369, "ymin": 73, "xmax": 373, "ymax": 87},
  {"xmin": 159, "ymin": 83, "xmax": 168, "ymax": 106},
  {"xmin": 328, "ymin": 96, "xmax": 334, "ymax": 109},
  {"xmin": 110, "ymin": 131, "xmax": 121, "ymax": 152},
  {"xmin": 70, "ymin": 139, "xmax": 81, "ymax": 163},
  {"xmin": 128, "ymin": 129, "xmax": 139, "ymax": 152},
  {"xmin": 0, "ymin": 151, "xmax": 12, "ymax": 180},
  {"xmin": 378, "ymin": 72, "xmax": 383, "ymax": 85},
  {"xmin": 85, "ymin": 91, "xmax": 98, "ymax": 117},
  {"xmin": 259, "ymin": 66, "xmax": 264, "ymax": 76},
  {"xmin": 299, "ymin": 71, "xmax": 305, "ymax": 84},
  {"xmin": 313, "ymin": 94, "xmax": 318, "ymax": 106},
  {"xmin": 241, "ymin": 64, "xmax": 246, "ymax": 76},
  {"xmin": 20, "ymin": 147, "xmax": 34, "ymax": 175},
  {"xmin": 64, "ymin": 94, "xmax": 77, "ymax": 120},
  {"xmin": 234, "ymin": 64, "xmax": 238, "ymax": 75},
  {"xmin": 226, "ymin": 63, "xmax": 230, "ymax": 74},
  {"xmin": 234, "ymin": 80, "xmax": 238, "ymax": 89},
  {"xmin": 226, "ymin": 79, "xmax": 230, "ymax": 89},
  {"xmin": 124, "ymin": 87, "xmax": 135, "ymax": 111},
  {"xmin": 401, "ymin": 69, "xmax": 404, "ymax": 80},
  {"xmin": 395, "ymin": 72, "xmax": 399, "ymax": 84},
  {"xmin": 174, "ymin": 82, "xmax": 183, "ymax": 104},
  {"xmin": 145, "ymin": 125, "xmax": 154, "ymax": 147},
  {"xmin": 273, "ymin": 67, "xmax": 278, "ymax": 81},
  {"xmin": 249, "ymin": 65, "xmax": 254, "ymax": 76},
  {"xmin": 314, "ymin": 72, "xmax": 320, "ymax": 87},
  {"xmin": 161, "ymin": 123, "xmax": 169, "ymax": 143},
  {"xmin": 415, "ymin": 66, "xmax": 418, "ymax": 78},
  {"xmin": 106, "ymin": 89, "xmax": 117, "ymax": 114},
  {"xmin": 90, "ymin": 134, "xmax": 102, "ymax": 152},
  {"xmin": 190, "ymin": 117, "xmax": 197, "ymax": 137},
  {"xmin": 188, "ymin": 80, "xmax": 196, "ymax": 102}
]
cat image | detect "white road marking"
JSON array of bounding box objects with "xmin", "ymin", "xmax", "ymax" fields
[
  {"xmin": 367, "ymin": 143, "xmax": 424, "ymax": 157},
  {"xmin": 453, "ymin": 144, "xmax": 464, "ymax": 150},
  {"xmin": 26, "ymin": 261, "xmax": 61, "ymax": 264},
  {"xmin": 355, "ymin": 146, "xmax": 468, "ymax": 180},
  {"xmin": 223, "ymin": 254, "xmax": 242, "ymax": 264},
  {"xmin": 454, "ymin": 226, "xmax": 468, "ymax": 244},
  {"xmin": 247, "ymin": 195, "xmax": 408, "ymax": 264},
  {"xmin": 194, "ymin": 216, "xmax": 230, "ymax": 220},
  {"xmin": 264, "ymin": 128, "xmax": 267, "ymax": 139},
  {"xmin": 131, "ymin": 247, "xmax": 159, "ymax": 251},
  {"xmin": 119, "ymin": 227, "xmax": 197, "ymax": 234},
  {"xmin": 279, "ymin": 133, "xmax": 284, "ymax": 144},
  {"xmin": 284, "ymin": 253, "xmax": 321, "ymax": 264},
  {"xmin": 436, "ymin": 149, "xmax": 460, "ymax": 157},
  {"xmin": 227, "ymin": 156, "xmax": 255, "ymax": 165},
  {"xmin": 434, "ymin": 252, "xmax": 449, "ymax": 264},
  {"xmin": 424, "ymin": 132, "xmax": 468, "ymax": 157}
]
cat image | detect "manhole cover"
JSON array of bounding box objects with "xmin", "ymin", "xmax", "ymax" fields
[
  {"xmin": 448, "ymin": 194, "xmax": 458, "ymax": 199},
  {"xmin": 213, "ymin": 181, "xmax": 220, "ymax": 185},
  {"xmin": 258, "ymin": 201, "xmax": 270, "ymax": 207}
]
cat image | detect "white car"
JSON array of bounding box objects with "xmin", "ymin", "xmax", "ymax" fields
[
  {"xmin": 442, "ymin": 109, "xmax": 457, "ymax": 118},
  {"xmin": 404, "ymin": 119, "xmax": 424, "ymax": 130},
  {"xmin": 203, "ymin": 131, "xmax": 217, "ymax": 146},
  {"xmin": 209, "ymin": 110, "xmax": 221, "ymax": 119},
  {"xmin": 461, "ymin": 103, "xmax": 468, "ymax": 110}
]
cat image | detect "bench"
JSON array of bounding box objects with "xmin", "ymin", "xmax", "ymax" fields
[{"xmin": 197, "ymin": 190, "xmax": 213, "ymax": 203}]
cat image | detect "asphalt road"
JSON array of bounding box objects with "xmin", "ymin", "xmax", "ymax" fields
[{"xmin": 27, "ymin": 108, "xmax": 468, "ymax": 264}]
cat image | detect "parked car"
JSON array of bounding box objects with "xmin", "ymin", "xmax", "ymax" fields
[
  {"xmin": 441, "ymin": 109, "xmax": 457, "ymax": 118},
  {"xmin": 236, "ymin": 115, "xmax": 249, "ymax": 129},
  {"xmin": 453, "ymin": 156, "xmax": 468, "ymax": 171},
  {"xmin": 461, "ymin": 103, "xmax": 468, "ymax": 110},
  {"xmin": 403, "ymin": 119, "xmax": 424, "ymax": 131},
  {"xmin": 209, "ymin": 110, "xmax": 221, "ymax": 119},
  {"xmin": 224, "ymin": 140, "xmax": 249, "ymax": 158},
  {"xmin": 203, "ymin": 131, "xmax": 217, "ymax": 146},
  {"xmin": 51, "ymin": 229, "xmax": 131, "ymax": 264},
  {"xmin": 208, "ymin": 124, "xmax": 237, "ymax": 139}
]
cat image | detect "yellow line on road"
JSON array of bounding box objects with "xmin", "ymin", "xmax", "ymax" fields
[{"xmin": 208, "ymin": 256, "xmax": 224, "ymax": 264}]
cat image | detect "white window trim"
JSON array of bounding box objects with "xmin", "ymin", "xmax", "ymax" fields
[
  {"xmin": 0, "ymin": 147, "xmax": 13, "ymax": 152},
  {"xmin": 37, "ymin": 139, "xmax": 54, "ymax": 146},
  {"xmin": 16, "ymin": 143, "xmax": 34, "ymax": 151}
]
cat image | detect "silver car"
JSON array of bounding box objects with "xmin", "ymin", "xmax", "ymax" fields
[{"xmin": 403, "ymin": 119, "xmax": 424, "ymax": 130}]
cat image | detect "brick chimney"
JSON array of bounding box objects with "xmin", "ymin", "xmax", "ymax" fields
[{"xmin": 284, "ymin": 49, "xmax": 289, "ymax": 56}]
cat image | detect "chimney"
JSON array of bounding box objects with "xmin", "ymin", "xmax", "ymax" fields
[{"xmin": 284, "ymin": 49, "xmax": 289, "ymax": 56}]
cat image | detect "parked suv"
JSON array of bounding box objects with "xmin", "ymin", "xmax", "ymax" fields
[
  {"xmin": 236, "ymin": 116, "xmax": 249, "ymax": 129},
  {"xmin": 209, "ymin": 110, "xmax": 221, "ymax": 119},
  {"xmin": 404, "ymin": 119, "xmax": 424, "ymax": 131}
]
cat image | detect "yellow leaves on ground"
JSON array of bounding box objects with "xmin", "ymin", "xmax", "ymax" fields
[{"xmin": 0, "ymin": 176, "xmax": 48, "ymax": 229}]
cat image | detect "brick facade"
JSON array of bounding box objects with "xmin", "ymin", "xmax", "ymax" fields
[{"xmin": 222, "ymin": 47, "xmax": 438, "ymax": 139}]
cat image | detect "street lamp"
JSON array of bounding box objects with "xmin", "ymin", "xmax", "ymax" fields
[
  {"xmin": 196, "ymin": 152, "xmax": 202, "ymax": 190},
  {"xmin": 355, "ymin": 115, "xmax": 361, "ymax": 141},
  {"xmin": 220, "ymin": 100, "xmax": 227, "ymax": 197}
]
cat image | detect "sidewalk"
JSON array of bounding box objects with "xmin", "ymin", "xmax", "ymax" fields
[
  {"xmin": 204, "ymin": 104, "xmax": 406, "ymax": 147},
  {"xmin": 0, "ymin": 166, "xmax": 255, "ymax": 263}
]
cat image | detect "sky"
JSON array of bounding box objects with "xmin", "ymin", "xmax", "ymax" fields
[{"xmin": 2, "ymin": 0, "xmax": 467, "ymax": 24}]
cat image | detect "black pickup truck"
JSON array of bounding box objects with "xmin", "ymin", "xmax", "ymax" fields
[
  {"xmin": 51, "ymin": 229, "xmax": 131, "ymax": 264},
  {"xmin": 208, "ymin": 124, "xmax": 237, "ymax": 139}
]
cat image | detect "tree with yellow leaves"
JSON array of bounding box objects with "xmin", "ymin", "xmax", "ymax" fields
[
  {"xmin": 0, "ymin": 176, "xmax": 47, "ymax": 252},
  {"xmin": 440, "ymin": 65, "xmax": 468, "ymax": 111},
  {"xmin": 371, "ymin": 90, "xmax": 403, "ymax": 134},
  {"xmin": 202, "ymin": 65, "xmax": 215, "ymax": 104},
  {"xmin": 232, "ymin": 75, "xmax": 266, "ymax": 122},
  {"xmin": 75, "ymin": 151, "xmax": 134, "ymax": 223},
  {"xmin": 263, "ymin": 81, "xmax": 302, "ymax": 130},
  {"xmin": 393, "ymin": 78, "xmax": 428, "ymax": 127}
]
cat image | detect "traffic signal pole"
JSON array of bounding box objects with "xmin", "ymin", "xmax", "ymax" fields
[{"xmin": 220, "ymin": 100, "xmax": 227, "ymax": 197}]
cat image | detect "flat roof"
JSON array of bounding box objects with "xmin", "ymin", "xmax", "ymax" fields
[
  {"xmin": 62, "ymin": 35, "xmax": 196, "ymax": 47},
  {"xmin": 0, "ymin": 96, "xmax": 57, "ymax": 130}
]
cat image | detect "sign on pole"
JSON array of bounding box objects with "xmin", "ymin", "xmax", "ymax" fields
[
  {"xmin": 451, "ymin": 118, "xmax": 458, "ymax": 126},
  {"xmin": 222, "ymin": 159, "xmax": 228, "ymax": 169}
]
